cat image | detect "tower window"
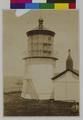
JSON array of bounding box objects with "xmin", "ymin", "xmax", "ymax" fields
[{"xmin": 48, "ymin": 36, "xmax": 51, "ymax": 41}]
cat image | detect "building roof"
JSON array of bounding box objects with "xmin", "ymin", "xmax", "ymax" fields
[
  {"xmin": 52, "ymin": 49, "xmax": 79, "ymax": 80},
  {"xmin": 26, "ymin": 18, "xmax": 55, "ymax": 37},
  {"xmin": 52, "ymin": 69, "xmax": 79, "ymax": 80}
]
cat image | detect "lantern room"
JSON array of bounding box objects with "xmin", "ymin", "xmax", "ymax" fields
[{"xmin": 26, "ymin": 18, "xmax": 55, "ymax": 58}]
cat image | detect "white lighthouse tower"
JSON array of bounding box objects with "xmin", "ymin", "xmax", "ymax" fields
[{"xmin": 21, "ymin": 19, "xmax": 58, "ymax": 100}]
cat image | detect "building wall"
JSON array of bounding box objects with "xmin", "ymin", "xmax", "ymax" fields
[
  {"xmin": 22, "ymin": 63, "xmax": 54, "ymax": 99},
  {"xmin": 53, "ymin": 71, "xmax": 79, "ymax": 101}
]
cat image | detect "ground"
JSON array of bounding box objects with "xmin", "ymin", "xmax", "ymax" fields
[{"xmin": 4, "ymin": 92, "xmax": 79, "ymax": 116}]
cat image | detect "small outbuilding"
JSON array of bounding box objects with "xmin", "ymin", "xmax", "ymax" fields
[{"xmin": 51, "ymin": 49, "xmax": 79, "ymax": 102}]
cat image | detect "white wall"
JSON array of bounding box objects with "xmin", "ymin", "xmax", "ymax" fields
[
  {"xmin": 22, "ymin": 63, "xmax": 54, "ymax": 99},
  {"xmin": 53, "ymin": 71, "xmax": 79, "ymax": 101}
]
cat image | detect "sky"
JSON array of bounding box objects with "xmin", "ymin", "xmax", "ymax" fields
[{"xmin": 3, "ymin": 10, "xmax": 79, "ymax": 76}]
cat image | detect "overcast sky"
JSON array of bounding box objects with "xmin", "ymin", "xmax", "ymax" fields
[{"xmin": 3, "ymin": 10, "xmax": 79, "ymax": 76}]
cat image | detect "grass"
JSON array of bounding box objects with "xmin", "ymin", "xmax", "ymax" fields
[{"xmin": 4, "ymin": 92, "xmax": 79, "ymax": 116}]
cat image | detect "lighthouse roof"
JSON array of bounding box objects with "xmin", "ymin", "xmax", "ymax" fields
[{"xmin": 26, "ymin": 18, "xmax": 55, "ymax": 37}]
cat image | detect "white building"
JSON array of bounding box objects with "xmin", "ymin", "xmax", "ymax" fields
[
  {"xmin": 21, "ymin": 19, "xmax": 58, "ymax": 99},
  {"xmin": 51, "ymin": 50, "xmax": 79, "ymax": 102}
]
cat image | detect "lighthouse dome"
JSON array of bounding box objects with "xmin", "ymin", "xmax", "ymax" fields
[{"xmin": 26, "ymin": 18, "xmax": 55, "ymax": 37}]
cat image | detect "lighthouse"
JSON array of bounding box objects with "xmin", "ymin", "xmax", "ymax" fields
[{"xmin": 21, "ymin": 19, "xmax": 58, "ymax": 100}]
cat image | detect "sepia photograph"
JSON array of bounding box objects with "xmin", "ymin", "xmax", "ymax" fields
[{"xmin": 3, "ymin": 9, "xmax": 79, "ymax": 116}]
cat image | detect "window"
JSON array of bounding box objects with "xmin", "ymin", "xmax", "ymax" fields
[{"xmin": 48, "ymin": 36, "xmax": 51, "ymax": 41}]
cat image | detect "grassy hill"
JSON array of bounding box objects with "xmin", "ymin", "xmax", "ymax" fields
[
  {"xmin": 4, "ymin": 76, "xmax": 79, "ymax": 116},
  {"xmin": 4, "ymin": 92, "xmax": 79, "ymax": 116}
]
